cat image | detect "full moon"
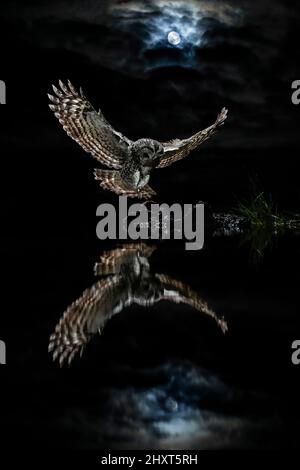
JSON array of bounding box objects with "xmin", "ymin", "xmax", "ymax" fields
[{"xmin": 167, "ymin": 31, "xmax": 181, "ymax": 46}]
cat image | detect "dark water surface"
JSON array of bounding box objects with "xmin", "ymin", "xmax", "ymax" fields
[{"xmin": 2, "ymin": 227, "xmax": 300, "ymax": 450}]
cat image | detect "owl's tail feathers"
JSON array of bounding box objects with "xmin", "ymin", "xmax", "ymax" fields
[
  {"xmin": 93, "ymin": 169, "xmax": 156, "ymax": 200},
  {"xmin": 137, "ymin": 184, "xmax": 157, "ymax": 200}
]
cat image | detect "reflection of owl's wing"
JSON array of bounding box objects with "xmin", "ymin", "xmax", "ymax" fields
[
  {"xmin": 48, "ymin": 80, "xmax": 132, "ymax": 169},
  {"xmin": 156, "ymin": 108, "xmax": 228, "ymax": 168},
  {"xmin": 94, "ymin": 243, "xmax": 156, "ymax": 276},
  {"xmin": 49, "ymin": 275, "xmax": 130, "ymax": 366},
  {"xmin": 156, "ymin": 274, "xmax": 228, "ymax": 333},
  {"xmin": 93, "ymin": 169, "xmax": 156, "ymax": 199}
]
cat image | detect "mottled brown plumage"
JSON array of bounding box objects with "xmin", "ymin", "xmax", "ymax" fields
[
  {"xmin": 48, "ymin": 81, "xmax": 228, "ymax": 199},
  {"xmin": 49, "ymin": 244, "xmax": 227, "ymax": 366}
]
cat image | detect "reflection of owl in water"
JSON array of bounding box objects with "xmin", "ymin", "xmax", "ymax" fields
[
  {"xmin": 49, "ymin": 244, "xmax": 227, "ymax": 366},
  {"xmin": 48, "ymin": 81, "xmax": 228, "ymax": 199}
]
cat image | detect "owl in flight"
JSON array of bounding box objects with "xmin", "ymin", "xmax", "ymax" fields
[
  {"xmin": 49, "ymin": 243, "xmax": 228, "ymax": 366},
  {"xmin": 48, "ymin": 81, "xmax": 228, "ymax": 199}
]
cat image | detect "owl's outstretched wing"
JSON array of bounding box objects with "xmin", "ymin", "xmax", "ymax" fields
[
  {"xmin": 48, "ymin": 80, "xmax": 132, "ymax": 169},
  {"xmin": 48, "ymin": 275, "xmax": 129, "ymax": 366},
  {"xmin": 49, "ymin": 244, "xmax": 157, "ymax": 366},
  {"xmin": 156, "ymin": 274, "xmax": 228, "ymax": 333},
  {"xmin": 156, "ymin": 108, "xmax": 228, "ymax": 168}
]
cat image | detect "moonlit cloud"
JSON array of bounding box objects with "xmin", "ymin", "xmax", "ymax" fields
[
  {"xmin": 110, "ymin": 0, "xmax": 243, "ymax": 70},
  {"xmin": 2, "ymin": 0, "xmax": 298, "ymax": 148},
  {"xmin": 3, "ymin": 0, "xmax": 295, "ymax": 79},
  {"xmin": 57, "ymin": 361, "xmax": 278, "ymax": 449}
]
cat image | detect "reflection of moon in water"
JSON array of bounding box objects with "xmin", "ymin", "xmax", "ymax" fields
[
  {"xmin": 165, "ymin": 397, "xmax": 178, "ymax": 412},
  {"xmin": 168, "ymin": 31, "xmax": 181, "ymax": 46}
]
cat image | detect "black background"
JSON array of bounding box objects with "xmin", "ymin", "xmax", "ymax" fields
[{"xmin": 1, "ymin": 0, "xmax": 300, "ymax": 450}]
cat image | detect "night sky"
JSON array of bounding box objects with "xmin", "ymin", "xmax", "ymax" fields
[
  {"xmin": 1, "ymin": 0, "xmax": 300, "ymax": 451},
  {"xmin": 1, "ymin": 0, "xmax": 300, "ymax": 225}
]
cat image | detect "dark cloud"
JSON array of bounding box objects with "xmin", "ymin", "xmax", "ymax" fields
[
  {"xmin": 43, "ymin": 361, "xmax": 281, "ymax": 449},
  {"xmin": 3, "ymin": 0, "xmax": 298, "ymax": 129},
  {"xmin": 1, "ymin": 0, "xmax": 300, "ymax": 205},
  {"xmin": 3, "ymin": 0, "xmax": 297, "ymax": 77}
]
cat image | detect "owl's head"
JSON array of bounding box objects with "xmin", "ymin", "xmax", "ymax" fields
[{"xmin": 132, "ymin": 139, "xmax": 164, "ymax": 165}]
